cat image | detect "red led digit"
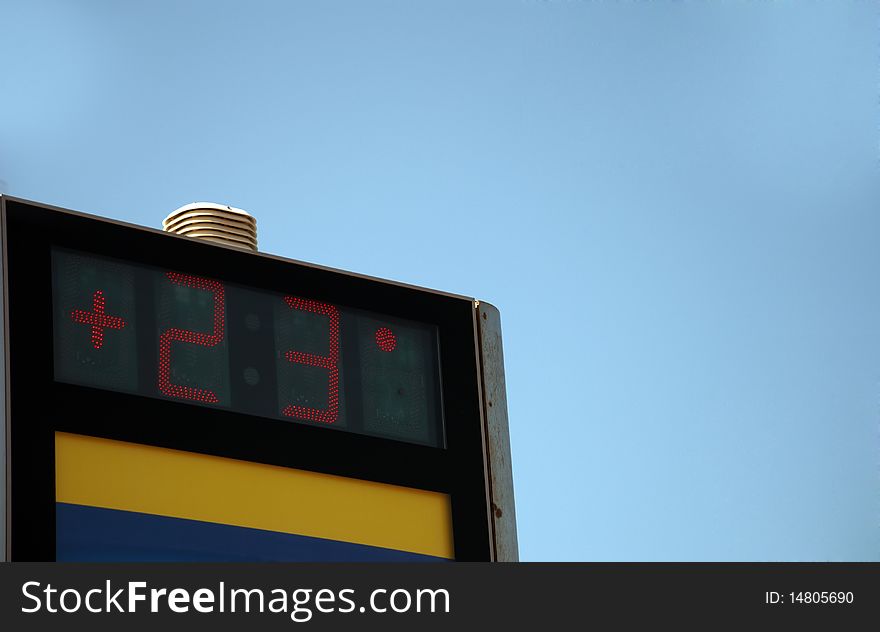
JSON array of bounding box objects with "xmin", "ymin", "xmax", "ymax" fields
[
  {"xmin": 281, "ymin": 296, "xmax": 339, "ymax": 424},
  {"xmin": 158, "ymin": 272, "xmax": 225, "ymax": 403},
  {"xmin": 69, "ymin": 290, "xmax": 127, "ymax": 349}
]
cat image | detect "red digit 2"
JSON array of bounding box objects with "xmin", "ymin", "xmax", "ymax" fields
[
  {"xmin": 281, "ymin": 296, "xmax": 339, "ymax": 424},
  {"xmin": 158, "ymin": 272, "xmax": 225, "ymax": 403}
]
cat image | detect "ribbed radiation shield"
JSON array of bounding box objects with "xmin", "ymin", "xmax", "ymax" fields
[{"xmin": 163, "ymin": 202, "xmax": 257, "ymax": 252}]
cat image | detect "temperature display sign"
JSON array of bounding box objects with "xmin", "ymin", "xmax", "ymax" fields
[
  {"xmin": 52, "ymin": 248, "xmax": 444, "ymax": 447},
  {"xmin": 1, "ymin": 196, "xmax": 497, "ymax": 562}
]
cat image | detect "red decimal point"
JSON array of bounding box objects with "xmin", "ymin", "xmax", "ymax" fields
[{"xmin": 375, "ymin": 327, "xmax": 396, "ymax": 352}]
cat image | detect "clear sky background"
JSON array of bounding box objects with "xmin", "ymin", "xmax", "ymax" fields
[{"xmin": 2, "ymin": 0, "xmax": 878, "ymax": 561}]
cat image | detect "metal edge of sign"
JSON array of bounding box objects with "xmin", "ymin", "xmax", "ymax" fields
[
  {"xmin": 475, "ymin": 300, "xmax": 519, "ymax": 562},
  {"xmin": 1, "ymin": 196, "xmax": 474, "ymax": 304},
  {"xmin": 469, "ymin": 301, "xmax": 495, "ymax": 561},
  {"xmin": 1, "ymin": 195, "xmax": 8, "ymax": 561}
]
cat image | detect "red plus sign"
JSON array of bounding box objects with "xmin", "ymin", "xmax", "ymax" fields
[{"xmin": 70, "ymin": 290, "xmax": 127, "ymax": 349}]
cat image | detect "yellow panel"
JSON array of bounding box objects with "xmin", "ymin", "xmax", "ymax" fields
[{"xmin": 55, "ymin": 432, "xmax": 454, "ymax": 559}]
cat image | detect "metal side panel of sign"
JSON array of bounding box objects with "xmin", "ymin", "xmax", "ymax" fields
[{"xmin": 1, "ymin": 196, "xmax": 8, "ymax": 562}]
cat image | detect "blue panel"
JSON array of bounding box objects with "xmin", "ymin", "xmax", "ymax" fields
[{"xmin": 56, "ymin": 503, "xmax": 447, "ymax": 562}]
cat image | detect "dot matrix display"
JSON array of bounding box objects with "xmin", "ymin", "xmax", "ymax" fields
[
  {"xmin": 279, "ymin": 296, "xmax": 340, "ymax": 424},
  {"xmin": 51, "ymin": 248, "xmax": 444, "ymax": 447},
  {"xmin": 69, "ymin": 290, "xmax": 126, "ymax": 350},
  {"xmin": 157, "ymin": 272, "xmax": 228, "ymax": 405}
]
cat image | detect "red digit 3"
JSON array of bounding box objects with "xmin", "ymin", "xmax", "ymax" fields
[{"xmin": 280, "ymin": 296, "xmax": 339, "ymax": 424}]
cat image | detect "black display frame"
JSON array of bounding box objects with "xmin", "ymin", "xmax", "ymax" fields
[{"xmin": 1, "ymin": 196, "xmax": 492, "ymax": 561}]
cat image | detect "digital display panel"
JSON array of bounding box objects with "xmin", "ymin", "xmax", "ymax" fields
[{"xmin": 52, "ymin": 248, "xmax": 445, "ymax": 447}]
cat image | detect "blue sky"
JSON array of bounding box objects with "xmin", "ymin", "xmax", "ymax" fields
[{"xmin": 2, "ymin": 0, "xmax": 878, "ymax": 560}]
